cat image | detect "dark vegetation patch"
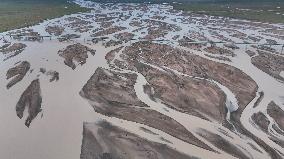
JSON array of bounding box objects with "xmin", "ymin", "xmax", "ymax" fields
[{"xmin": 0, "ymin": 0, "xmax": 90, "ymax": 32}]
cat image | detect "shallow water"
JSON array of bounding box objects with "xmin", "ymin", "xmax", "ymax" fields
[
  {"xmin": 0, "ymin": 40, "xmax": 115, "ymax": 159},
  {"xmin": 0, "ymin": 0, "xmax": 284, "ymax": 158}
]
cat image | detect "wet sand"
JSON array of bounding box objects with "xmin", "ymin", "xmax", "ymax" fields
[{"xmin": 0, "ymin": 0, "xmax": 284, "ymax": 158}]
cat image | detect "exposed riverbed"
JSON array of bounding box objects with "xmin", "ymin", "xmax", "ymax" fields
[{"xmin": 0, "ymin": 0, "xmax": 284, "ymax": 159}]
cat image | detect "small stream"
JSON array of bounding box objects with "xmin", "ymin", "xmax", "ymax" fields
[{"xmin": 1, "ymin": 0, "xmax": 284, "ymax": 158}]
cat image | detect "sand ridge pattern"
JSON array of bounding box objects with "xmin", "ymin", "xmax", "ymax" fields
[{"xmin": 0, "ymin": 0, "xmax": 284, "ymax": 159}]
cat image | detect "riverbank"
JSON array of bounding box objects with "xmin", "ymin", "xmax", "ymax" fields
[
  {"xmin": 0, "ymin": 0, "xmax": 90, "ymax": 33},
  {"xmin": 173, "ymin": 1, "xmax": 284, "ymax": 24}
]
